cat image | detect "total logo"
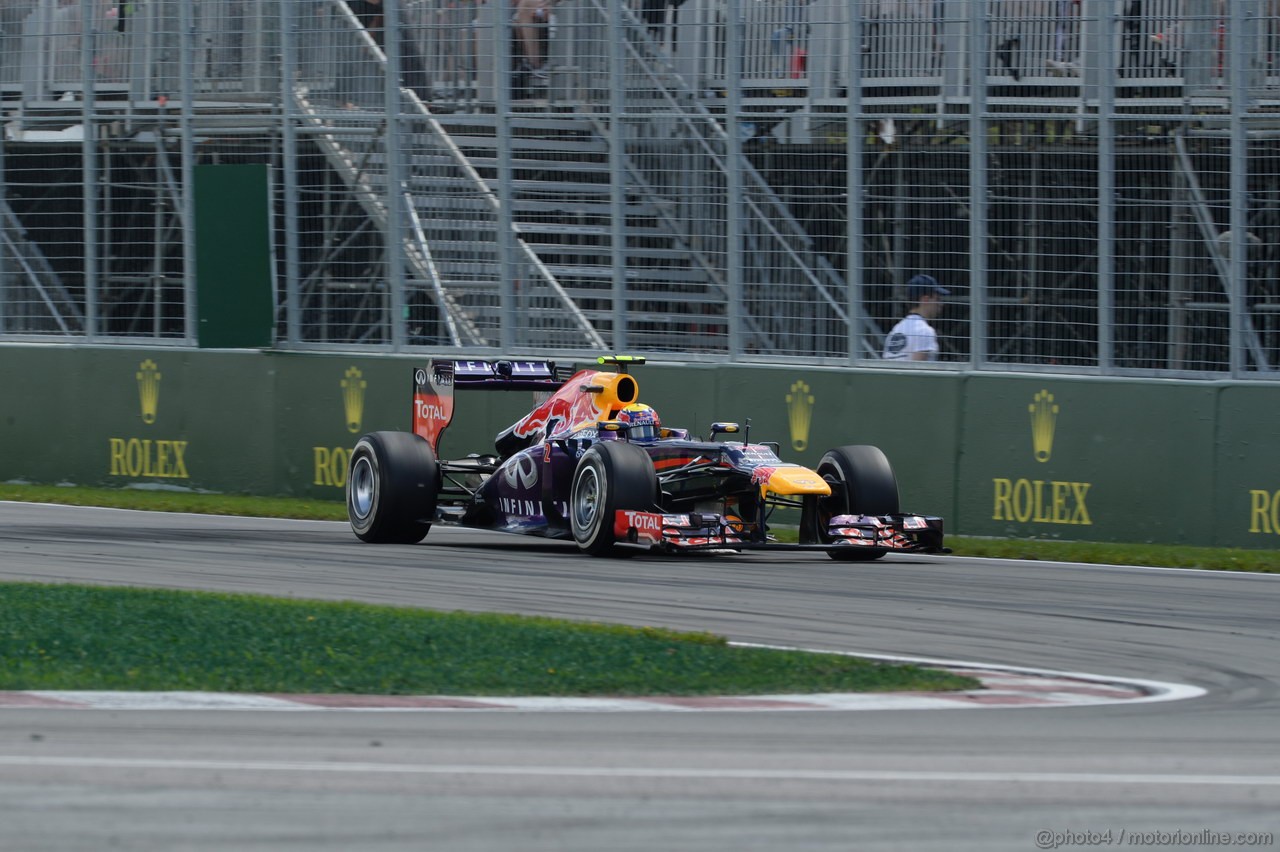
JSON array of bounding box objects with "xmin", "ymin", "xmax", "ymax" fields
[
  {"xmin": 414, "ymin": 399, "xmax": 449, "ymax": 423},
  {"xmin": 108, "ymin": 359, "xmax": 191, "ymax": 481},
  {"xmin": 618, "ymin": 510, "xmax": 664, "ymax": 534},
  {"xmin": 990, "ymin": 389, "xmax": 1092, "ymax": 526}
]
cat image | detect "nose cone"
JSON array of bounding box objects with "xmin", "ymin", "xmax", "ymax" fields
[{"xmin": 765, "ymin": 466, "xmax": 832, "ymax": 496}]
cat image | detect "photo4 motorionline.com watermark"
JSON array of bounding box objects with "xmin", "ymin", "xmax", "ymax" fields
[{"xmin": 1036, "ymin": 828, "xmax": 1274, "ymax": 849}]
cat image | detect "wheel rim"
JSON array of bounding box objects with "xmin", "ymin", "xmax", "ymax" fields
[
  {"xmin": 349, "ymin": 455, "xmax": 376, "ymax": 521},
  {"xmin": 573, "ymin": 466, "xmax": 601, "ymax": 534}
]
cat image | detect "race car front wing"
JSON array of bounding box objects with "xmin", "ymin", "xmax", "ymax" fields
[{"xmin": 613, "ymin": 510, "xmax": 947, "ymax": 554}]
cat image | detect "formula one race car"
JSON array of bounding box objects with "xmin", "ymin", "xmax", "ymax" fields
[{"xmin": 346, "ymin": 356, "xmax": 946, "ymax": 559}]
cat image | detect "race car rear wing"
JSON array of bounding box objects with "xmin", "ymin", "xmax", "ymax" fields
[{"xmin": 413, "ymin": 359, "xmax": 576, "ymax": 453}]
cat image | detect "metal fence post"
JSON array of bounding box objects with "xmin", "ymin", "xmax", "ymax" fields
[
  {"xmin": 385, "ymin": 0, "xmax": 405, "ymax": 351},
  {"xmin": 281, "ymin": 0, "xmax": 301, "ymax": 347},
  {"xmin": 494, "ymin": 0, "xmax": 514, "ymax": 352},
  {"xmin": 609, "ymin": 0, "xmax": 626, "ymax": 352},
  {"xmin": 847, "ymin": 0, "xmax": 863, "ymax": 364},
  {"xmin": 1228, "ymin": 0, "xmax": 1250, "ymax": 376},
  {"xmin": 726, "ymin": 0, "xmax": 743, "ymax": 358},
  {"xmin": 180, "ymin": 0, "xmax": 196, "ymax": 343},
  {"xmin": 968, "ymin": 0, "xmax": 989, "ymax": 367},
  {"xmin": 81, "ymin": 0, "xmax": 99, "ymax": 341},
  {"xmin": 1095, "ymin": 0, "xmax": 1116, "ymax": 373}
]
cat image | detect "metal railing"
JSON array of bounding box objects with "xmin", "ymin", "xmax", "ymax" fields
[{"xmin": 2, "ymin": 0, "xmax": 1278, "ymax": 377}]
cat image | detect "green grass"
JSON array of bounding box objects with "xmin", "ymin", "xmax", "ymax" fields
[
  {"xmin": 0, "ymin": 483, "xmax": 347, "ymax": 521},
  {"xmin": 0, "ymin": 583, "xmax": 976, "ymax": 695},
  {"xmin": 3, "ymin": 482, "xmax": 1276, "ymax": 573},
  {"xmin": 942, "ymin": 536, "xmax": 1280, "ymax": 574}
]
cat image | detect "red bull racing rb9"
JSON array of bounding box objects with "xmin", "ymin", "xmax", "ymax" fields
[{"xmin": 346, "ymin": 356, "xmax": 947, "ymax": 559}]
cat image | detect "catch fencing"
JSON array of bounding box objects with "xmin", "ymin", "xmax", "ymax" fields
[{"xmin": 1, "ymin": 0, "xmax": 1279, "ymax": 377}]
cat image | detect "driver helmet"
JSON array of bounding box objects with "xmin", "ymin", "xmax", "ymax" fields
[{"xmin": 617, "ymin": 403, "xmax": 662, "ymax": 442}]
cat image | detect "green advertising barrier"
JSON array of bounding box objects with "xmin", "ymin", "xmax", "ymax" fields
[
  {"xmin": 3, "ymin": 343, "xmax": 1280, "ymax": 549},
  {"xmin": 1217, "ymin": 385, "xmax": 1280, "ymax": 548},
  {"xmin": 957, "ymin": 376, "xmax": 1218, "ymax": 545},
  {"xmin": 94, "ymin": 349, "xmax": 272, "ymax": 493},
  {"xmin": 273, "ymin": 354, "xmax": 409, "ymax": 501},
  {"xmin": 0, "ymin": 346, "xmax": 84, "ymax": 485},
  {"xmin": 0, "ymin": 347, "xmax": 276, "ymax": 493}
]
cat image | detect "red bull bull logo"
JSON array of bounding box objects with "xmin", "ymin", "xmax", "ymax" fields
[{"xmin": 512, "ymin": 371, "xmax": 609, "ymax": 441}]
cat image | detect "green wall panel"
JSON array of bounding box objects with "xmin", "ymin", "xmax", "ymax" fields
[
  {"xmin": 180, "ymin": 352, "xmax": 277, "ymax": 493},
  {"xmin": 99, "ymin": 350, "xmax": 198, "ymax": 487},
  {"xmin": 958, "ymin": 377, "xmax": 1217, "ymax": 544},
  {"xmin": 1217, "ymin": 385, "xmax": 1280, "ymax": 549},
  {"xmin": 72, "ymin": 348, "xmax": 195, "ymax": 489},
  {"xmin": 271, "ymin": 355, "xmax": 407, "ymax": 500},
  {"xmin": 193, "ymin": 164, "xmax": 274, "ymax": 349},
  {"xmin": 2, "ymin": 348, "xmax": 278, "ymax": 493},
  {"xmin": 0, "ymin": 346, "xmax": 82, "ymax": 484}
]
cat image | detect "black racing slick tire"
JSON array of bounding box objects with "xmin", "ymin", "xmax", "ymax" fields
[
  {"xmin": 570, "ymin": 442, "xmax": 658, "ymax": 556},
  {"xmin": 816, "ymin": 444, "xmax": 900, "ymax": 562},
  {"xmin": 347, "ymin": 431, "xmax": 440, "ymax": 544}
]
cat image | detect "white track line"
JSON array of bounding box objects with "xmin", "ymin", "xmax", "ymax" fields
[
  {"xmin": 732, "ymin": 644, "xmax": 1208, "ymax": 705},
  {"xmin": 0, "ymin": 756, "xmax": 1274, "ymax": 786}
]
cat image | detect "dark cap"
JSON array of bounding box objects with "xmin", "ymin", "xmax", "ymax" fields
[{"xmin": 907, "ymin": 274, "xmax": 949, "ymax": 301}]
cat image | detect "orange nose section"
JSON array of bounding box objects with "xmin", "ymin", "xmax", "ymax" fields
[{"xmin": 764, "ymin": 467, "xmax": 831, "ymax": 496}]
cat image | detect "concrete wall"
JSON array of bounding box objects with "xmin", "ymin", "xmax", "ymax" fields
[{"xmin": 2, "ymin": 345, "xmax": 1277, "ymax": 549}]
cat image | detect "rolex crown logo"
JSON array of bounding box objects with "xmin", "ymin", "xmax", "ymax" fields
[
  {"xmin": 136, "ymin": 359, "xmax": 161, "ymax": 425},
  {"xmin": 786, "ymin": 380, "xmax": 815, "ymax": 452},
  {"xmin": 1029, "ymin": 389, "xmax": 1059, "ymax": 463},
  {"xmin": 342, "ymin": 366, "xmax": 367, "ymax": 434}
]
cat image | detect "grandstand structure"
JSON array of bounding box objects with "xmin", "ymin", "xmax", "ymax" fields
[{"xmin": 1, "ymin": 0, "xmax": 1279, "ymax": 376}]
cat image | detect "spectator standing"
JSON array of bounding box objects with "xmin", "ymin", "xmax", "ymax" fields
[
  {"xmin": 882, "ymin": 274, "xmax": 949, "ymax": 361},
  {"xmin": 513, "ymin": 0, "xmax": 551, "ymax": 86}
]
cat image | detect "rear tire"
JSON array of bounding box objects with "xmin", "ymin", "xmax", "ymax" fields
[
  {"xmin": 570, "ymin": 442, "xmax": 657, "ymax": 556},
  {"xmin": 816, "ymin": 445, "xmax": 900, "ymax": 561},
  {"xmin": 347, "ymin": 431, "xmax": 440, "ymax": 544}
]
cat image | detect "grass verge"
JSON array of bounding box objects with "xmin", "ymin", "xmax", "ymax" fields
[
  {"xmin": 0, "ymin": 484, "xmax": 346, "ymax": 522},
  {"xmin": 3, "ymin": 482, "xmax": 1278, "ymax": 573},
  {"xmin": 0, "ymin": 583, "xmax": 976, "ymax": 695},
  {"xmin": 941, "ymin": 536, "xmax": 1280, "ymax": 574}
]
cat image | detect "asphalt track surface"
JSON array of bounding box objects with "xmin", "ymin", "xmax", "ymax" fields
[{"xmin": 0, "ymin": 502, "xmax": 1277, "ymax": 852}]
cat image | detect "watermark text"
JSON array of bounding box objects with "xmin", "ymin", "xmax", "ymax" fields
[{"xmin": 1035, "ymin": 828, "xmax": 1273, "ymax": 849}]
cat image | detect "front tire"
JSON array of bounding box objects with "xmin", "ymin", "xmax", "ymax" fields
[
  {"xmin": 816, "ymin": 444, "xmax": 900, "ymax": 561},
  {"xmin": 347, "ymin": 431, "xmax": 440, "ymax": 544},
  {"xmin": 570, "ymin": 442, "xmax": 657, "ymax": 556}
]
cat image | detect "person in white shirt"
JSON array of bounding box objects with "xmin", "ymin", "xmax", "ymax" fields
[{"xmin": 882, "ymin": 274, "xmax": 949, "ymax": 361}]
